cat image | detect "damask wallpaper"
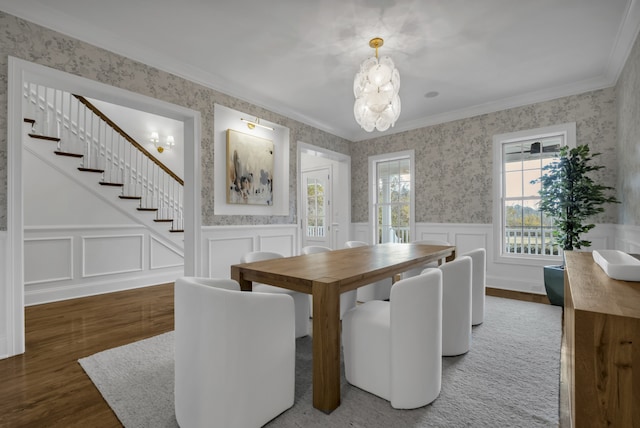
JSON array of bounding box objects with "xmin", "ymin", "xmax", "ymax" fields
[
  {"xmin": 0, "ymin": 11, "xmax": 350, "ymax": 230},
  {"xmin": 616, "ymin": 23, "xmax": 640, "ymax": 226},
  {"xmin": 350, "ymin": 87, "xmax": 619, "ymax": 224}
]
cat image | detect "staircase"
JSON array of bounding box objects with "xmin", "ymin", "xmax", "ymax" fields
[{"xmin": 22, "ymin": 83, "xmax": 184, "ymax": 243}]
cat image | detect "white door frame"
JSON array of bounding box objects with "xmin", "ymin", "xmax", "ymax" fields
[
  {"xmin": 5, "ymin": 56, "xmax": 202, "ymax": 357},
  {"xmin": 297, "ymin": 142, "xmax": 351, "ymax": 252}
]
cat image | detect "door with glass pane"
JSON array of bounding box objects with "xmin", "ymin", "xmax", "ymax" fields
[
  {"xmin": 302, "ymin": 168, "xmax": 331, "ymax": 248},
  {"xmin": 374, "ymin": 157, "xmax": 411, "ymax": 244}
]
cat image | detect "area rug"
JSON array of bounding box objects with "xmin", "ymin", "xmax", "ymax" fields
[{"xmin": 79, "ymin": 296, "xmax": 562, "ymax": 427}]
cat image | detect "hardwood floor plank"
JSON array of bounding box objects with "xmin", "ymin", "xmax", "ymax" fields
[{"xmin": 0, "ymin": 283, "xmax": 174, "ymax": 427}]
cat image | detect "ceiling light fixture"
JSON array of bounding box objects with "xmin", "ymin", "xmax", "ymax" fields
[
  {"xmin": 353, "ymin": 37, "xmax": 401, "ymax": 132},
  {"xmin": 241, "ymin": 117, "xmax": 274, "ymax": 131}
]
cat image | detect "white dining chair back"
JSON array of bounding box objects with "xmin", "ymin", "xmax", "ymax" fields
[
  {"xmin": 241, "ymin": 251, "xmax": 310, "ymax": 337},
  {"xmin": 429, "ymin": 255, "xmax": 472, "ymax": 356},
  {"xmin": 174, "ymin": 277, "xmax": 295, "ymax": 428},
  {"xmin": 345, "ymin": 240, "xmax": 368, "ymax": 248},
  {"xmin": 301, "ymin": 245, "xmax": 356, "ymax": 318},
  {"xmin": 241, "ymin": 251, "xmax": 285, "ymax": 263},
  {"xmin": 342, "ymin": 269, "xmax": 443, "ymax": 409},
  {"xmin": 402, "ymin": 239, "xmax": 452, "ymax": 279},
  {"xmin": 301, "ymin": 245, "xmax": 333, "ymax": 254},
  {"xmin": 343, "ymin": 241, "xmax": 392, "ymax": 301},
  {"xmin": 459, "ymin": 248, "xmax": 486, "ymax": 325}
]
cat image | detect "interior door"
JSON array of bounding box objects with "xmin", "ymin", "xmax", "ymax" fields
[{"xmin": 302, "ymin": 167, "xmax": 331, "ymax": 248}]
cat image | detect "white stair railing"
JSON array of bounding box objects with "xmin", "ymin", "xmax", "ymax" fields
[{"xmin": 23, "ymin": 82, "xmax": 184, "ymax": 231}]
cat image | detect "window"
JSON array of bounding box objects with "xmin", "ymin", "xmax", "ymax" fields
[
  {"xmin": 493, "ymin": 123, "xmax": 575, "ymax": 262},
  {"xmin": 305, "ymin": 175, "xmax": 326, "ymax": 238},
  {"xmin": 369, "ymin": 151, "xmax": 415, "ymax": 244}
]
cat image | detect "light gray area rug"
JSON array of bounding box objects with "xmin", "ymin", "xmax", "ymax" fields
[{"xmin": 79, "ymin": 296, "xmax": 562, "ymax": 427}]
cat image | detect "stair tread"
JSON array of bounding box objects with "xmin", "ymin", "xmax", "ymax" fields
[
  {"xmin": 99, "ymin": 182, "xmax": 124, "ymax": 187},
  {"xmin": 55, "ymin": 151, "xmax": 83, "ymax": 158},
  {"xmin": 119, "ymin": 195, "xmax": 142, "ymax": 200},
  {"xmin": 29, "ymin": 133, "xmax": 61, "ymax": 142},
  {"xmin": 154, "ymin": 219, "xmax": 174, "ymax": 222},
  {"xmin": 170, "ymin": 229, "xmax": 184, "ymax": 233},
  {"xmin": 137, "ymin": 207, "xmax": 158, "ymax": 211},
  {"xmin": 78, "ymin": 167, "xmax": 104, "ymax": 173},
  {"xmin": 24, "ymin": 118, "xmax": 35, "ymax": 124}
]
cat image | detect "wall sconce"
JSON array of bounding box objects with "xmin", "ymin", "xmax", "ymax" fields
[
  {"xmin": 166, "ymin": 135, "xmax": 175, "ymax": 151},
  {"xmin": 241, "ymin": 117, "xmax": 274, "ymax": 131},
  {"xmin": 150, "ymin": 131, "xmax": 175, "ymax": 153}
]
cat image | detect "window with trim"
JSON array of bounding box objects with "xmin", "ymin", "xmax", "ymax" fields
[
  {"xmin": 306, "ymin": 176, "xmax": 325, "ymax": 238},
  {"xmin": 493, "ymin": 123, "xmax": 575, "ymax": 260},
  {"xmin": 369, "ymin": 151, "xmax": 415, "ymax": 244}
]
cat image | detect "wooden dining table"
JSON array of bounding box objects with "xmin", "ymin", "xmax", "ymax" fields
[{"xmin": 230, "ymin": 242, "xmax": 456, "ymax": 413}]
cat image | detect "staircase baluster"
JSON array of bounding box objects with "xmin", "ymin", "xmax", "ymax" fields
[
  {"xmin": 52, "ymin": 88, "xmax": 59, "ymax": 150},
  {"xmin": 108, "ymin": 126, "xmax": 115, "ymax": 183},
  {"xmin": 119, "ymin": 134, "xmax": 124, "ymax": 186},
  {"xmin": 145, "ymin": 157, "xmax": 150, "ymax": 208},
  {"xmin": 77, "ymin": 97, "xmax": 84, "ymax": 167},
  {"xmin": 47, "ymin": 87, "xmax": 54, "ymax": 138},
  {"xmin": 37, "ymin": 85, "xmax": 44, "ymax": 135}
]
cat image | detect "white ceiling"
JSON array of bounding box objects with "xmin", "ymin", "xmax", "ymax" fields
[{"xmin": 3, "ymin": 0, "xmax": 640, "ymax": 142}]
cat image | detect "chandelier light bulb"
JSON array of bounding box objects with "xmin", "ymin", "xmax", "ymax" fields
[{"xmin": 353, "ymin": 38, "xmax": 401, "ymax": 132}]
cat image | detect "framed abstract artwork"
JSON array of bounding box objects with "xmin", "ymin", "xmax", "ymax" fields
[{"xmin": 226, "ymin": 129, "xmax": 274, "ymax": 205}]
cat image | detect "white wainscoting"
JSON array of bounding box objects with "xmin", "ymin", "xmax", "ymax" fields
[
  {"xmin": 202, "ymin": 224, "xmax": 299, "ymax": 279},
  {"xmin": 352, "ymin": 222, "xmax": 624, "ymax": 295},
  {"xmin": 615, "ymin": 224, "xmax": 640, "ymax": 253},
  {"xmin": 0, "ymin": 231, "xmax": 8, "ymax": 358},
  {"xmin": 24, "ymin": 225, "xmax": 184, "ymax": 305}
]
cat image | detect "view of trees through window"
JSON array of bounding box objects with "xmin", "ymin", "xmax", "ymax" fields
[
  {"xmin": 306, "ymin": 178, "xmax": 325, "ymax": 238},
  {"xmin": 375, "ymin": 157, "xmax": 411, "ymax": 243},
  {"xmin": 502, "ymin": 137, "xmax": 561, "ymax": 255}
]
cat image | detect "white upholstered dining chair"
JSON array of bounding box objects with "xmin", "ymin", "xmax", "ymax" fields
[
  {"xmin": 344, "ymin": 240, "xmax": 393, "ymax": 302},
  {"xmin": 342, "ymin": 269, "xmax": 443, "ymax": 409},
  {"xmin": 174, "ymin": 277, "xmax": 295, "ymax": 428},
  {"xmin": 402, "ymin": 239, "xmax": 451, "ymax": 279},
  {"xmin": 425, "ymin": 255, "xmax": 473, "ymax": 356},
  {"xmin": 241, "ymin": 251, "xmax": 310, "ymax": 338},
  {"xmin": 301, "ymin": 245, "xmax": 356, "ymax": 318},
  {"xmin": 459, "ymin": 248, "xmax": 486, "ymax": 326}
]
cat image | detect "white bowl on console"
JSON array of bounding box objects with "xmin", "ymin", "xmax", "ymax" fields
[{"xmin": 592, "ymin": 250, "xmax": 640, "ymax": 282}]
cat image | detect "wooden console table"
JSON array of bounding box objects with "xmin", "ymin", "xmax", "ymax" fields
[{"xmin": 563, "ymin": 251, "xmax": 640, "ymax": 427}]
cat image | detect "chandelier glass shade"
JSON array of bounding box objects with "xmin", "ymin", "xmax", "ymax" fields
[{"xmin": 353, "ymin": 38, "xmax": 401, "ymax": 132}]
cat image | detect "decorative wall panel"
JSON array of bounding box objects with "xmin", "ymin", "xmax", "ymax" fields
[
  {"xmin": 82, "ymin": 234, "xmax": 144, "ymax": 277},
  {"xmin": 24, "ymin": 237, "xmax": 73, "ymax": 284}
]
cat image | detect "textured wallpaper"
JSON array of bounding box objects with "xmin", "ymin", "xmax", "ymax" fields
[
  {"xmin": 0, "ymin": 11, "xmax": 350, "ymax": 230},
  {"xmin": 350, "ymin": 87, "xmax": 618, "ymax": 224},
  {"xmin": 616, "ymin": 24, "xmax": 640, "ymax": 226}
]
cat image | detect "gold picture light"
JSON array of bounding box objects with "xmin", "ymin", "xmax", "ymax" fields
[{"xmin": 241, "ymin": 117, "xmax": 274, "ymax": 131}]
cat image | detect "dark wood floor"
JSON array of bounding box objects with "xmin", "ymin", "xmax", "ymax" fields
[{"xmin": 0, "ymin": 283, "xmax": 174, "ymax": 427}]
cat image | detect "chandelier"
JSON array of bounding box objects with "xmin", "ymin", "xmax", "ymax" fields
[{"xmin": 353, "ymin": 37, "xmax": 401, "ymax": 132}]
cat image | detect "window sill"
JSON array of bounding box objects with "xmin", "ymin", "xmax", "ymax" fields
[{"xmin": 495, "ymin": 253, "xmax": 563, "ymax": 267}]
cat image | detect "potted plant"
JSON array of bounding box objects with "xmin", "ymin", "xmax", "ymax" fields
[{"xmin": 533, "ymin": 144, "xmax": 619, "ymax": 306}]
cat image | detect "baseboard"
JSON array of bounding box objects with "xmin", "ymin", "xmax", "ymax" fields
[
  {"xmin": 24, "ymin": 268, "xmax": 183, "ymax": 306},
  {"xmin": 487, "ymin": 287, "xmax": 551, "ymax": 305},
  {"xmin": 0, "ymin": 230, "xmax": 7, "ymax": 358}
]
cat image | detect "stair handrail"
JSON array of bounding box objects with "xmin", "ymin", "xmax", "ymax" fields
[{"xmin": 74, "ymin": 95, "xmax": 184, "ymax": 186}]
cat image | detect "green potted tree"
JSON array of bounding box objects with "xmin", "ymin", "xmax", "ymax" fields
[{"xmin": 533, "ymin": 144, "xmax": 619, "ymax": 306}]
